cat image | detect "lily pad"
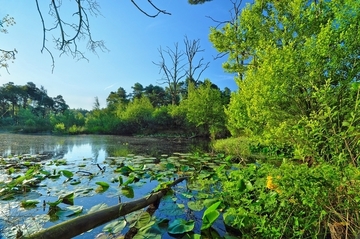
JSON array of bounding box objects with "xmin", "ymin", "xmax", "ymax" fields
[
  {"xmin": 103, "ymin": 219, "xmax": 126, "ymax": 233},
  {"xmin": 168, "ymin": 219, "xmax": 195, "ymax": 234}
]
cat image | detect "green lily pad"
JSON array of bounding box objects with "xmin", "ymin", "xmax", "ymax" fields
[
  {"xmin": 187, "ymin": 201, "xmax": 204, "ymax": 211},
  {"xmin": 60, "ymin": 170, "xmax": 74, "ymax": 178},
  {"xmin": 103, "ymin": 219, "xmax": 126, "ymax": 233},
  {"xmin": 168, "ymin": 219, "xmax": 195, "ymax": 234},
  {"xmin": 21, "ymin": 199, "xmax": 40, "ymax": 208},
  {"xmin": 88, "ymin": 203, "xmax": 108, "ymax": 214}
]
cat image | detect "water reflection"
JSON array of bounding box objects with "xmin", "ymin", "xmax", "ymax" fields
[{"xmin": 0, "ymin": 133, "xmax": 210, "ymax": 161}]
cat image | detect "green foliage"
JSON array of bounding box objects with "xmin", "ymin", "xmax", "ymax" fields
[
  {"xmin": 212, "ymin": 137, "xmax": 252, "ymax": 159},
  {"xmin": 201, "ymin": 201, "xmax": 221, "ymax": 230},
  {"xmin": 119, "ymin": 97, "xmax": 154, "ymax": 134},
  {"xmin": 180, "ymin": 80, "xmax": 227, "ymax": 139},
  {"xmin": 210, "ymin": 0, "xmax": 360, "ymax": 164},
  {"xmin": 196, "ymin": 161, "xmax": 360, "ymax": 238},
  {"xmin": 53, "ymin": 123, "xmax": 66, "ymax": 134}
]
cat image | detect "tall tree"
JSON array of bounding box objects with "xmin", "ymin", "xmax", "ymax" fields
[
  {"xmin": 131, "ymin": 83, "xmax": 144, "ymax": 100},
  {"xmin": 106, "ymin": 87, "xmax": 128, "ymax": 112},
  {"xmin": 210, "ymin": 0, "xmax": 360, "ymax": 163}
]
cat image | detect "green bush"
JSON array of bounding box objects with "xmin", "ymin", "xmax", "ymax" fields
[
  {"xmin": 212, "ymin": 137, "xmax": 252, "ymax": 160},
  {"xmin": 200, "ymin": 162, "xmax": 360, "ymax": 238},
  {"xmin": 53, "ymin": 123, "xmax": 66, "ymax": 134}
]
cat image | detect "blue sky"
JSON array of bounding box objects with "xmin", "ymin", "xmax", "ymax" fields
[{"xmin": 0, "ymin": 1, "xmax": 250, "ymax": 110}]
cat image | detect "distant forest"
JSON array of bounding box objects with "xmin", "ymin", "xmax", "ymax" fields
[{"xmin": 0, "ymin": 81, "xmax": 230, "ymax": 138}]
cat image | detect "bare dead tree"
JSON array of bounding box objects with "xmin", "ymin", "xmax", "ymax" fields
[
  {"xmin": 184, "ymin": 35, "xmax": 210, "ymax": 85},
  {"xmin": 153, "ymin": 43, "xmax": 187, "ymax": 105}
]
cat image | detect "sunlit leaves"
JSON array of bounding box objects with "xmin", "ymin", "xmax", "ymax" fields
[{"xmin": 201, "ymin": 201, "xmax": 221, "ymax": 230}]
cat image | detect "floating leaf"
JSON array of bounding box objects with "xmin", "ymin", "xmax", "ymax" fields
[
  {"xmin": 159, "ymin": 202, "xmax": 183, "ymax": 216},
  {"xmin": 131, "ymin": 212, "xmax": 151, "ymax": 229},
  {"xmin": 166, "ymin": 163, "xmax": 176, "ymax": 170},
  {"xmin": 56, "ymin": 205, "xmax": 83, "ymax": 218},
  {"xmin": 21, "ymin": 199, "xmax": 40, "ymax": 208},
  {"xmin": 187, "ymin": 201, "xmax": 204, "ymax": 211},
  {"xmin": 60, "ymin": 170, "xmax": 74, "ymax": 178},
  {"xmin": 115, "ymin": 166, "xmax": 134, "ymax": 176},
  {"xmin": 95, "ymin": 182, "xmax": 110, "ymax": 188},
  {"xmin": 103, "ymin": 219, "xmax": 126, "ymax": 233},
  {"xmin": 70, "ymin": 179, "xmax": 81, "ymax": 185},
  {"xmin": 168, "ymin": 219, "xmax": 195, "ymax": 234},
  {"xmin": 181, "ymin": 192, "xmax": 193, "ymax": 199},
  {"xmin": 88, "ymin": 203, "xmax": 108, "ymax": 214}
]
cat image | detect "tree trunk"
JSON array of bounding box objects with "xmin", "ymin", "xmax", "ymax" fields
[{"xmin": 24, "ymin": 177, "xmax": 187, "ymax": 239}]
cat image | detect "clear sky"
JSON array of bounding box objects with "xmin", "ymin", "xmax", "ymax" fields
[{"xmin": 0, "ymin": 1, "xmax": 250, "ymax": 110}]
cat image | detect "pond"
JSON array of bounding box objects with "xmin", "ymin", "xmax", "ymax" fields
[{"xmin": 0, "ymin": 134, "xmax": 230, "ymax": 239}]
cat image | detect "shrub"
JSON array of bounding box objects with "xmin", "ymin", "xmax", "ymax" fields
[
  {"xmin": 198, "ymin": 162, "xmax": 360, "ymax": 238},
  {"xmin": 53, "ymin": 123, "xmax": 66, "ymax": 134}
]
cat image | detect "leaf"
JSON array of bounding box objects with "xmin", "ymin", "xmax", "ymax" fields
[
  {"xmin": 238, "ymin": 179, "xmax": 246, "ymax": 192},
  {"xmin": 201, "ymin": 201, "xmax": 221, "ymax": 230},
  {"xmin": 182, "ymin": 233, "xmax": 201, "ymax": 239},
  {"xmin": 123, "ymin": 175, "xmax": 135, "ymax": 186},
  {"xmin": 95, "ymin": 181, "xmax": 110, "ymax": 188},
  {"xmin": 60, "ymin": 170, "xmax": 74, "ymax": 178},
  {"xmin": 168, "ymin": 219, "xmax": 195, "ymax": 234},
  {"xmin": 21, "ymin": 199, "xmax": 40, "ymax": 208},
  {"xmin": 245, "ymin": 180, "xmax": 254, "ymax": 191},
  {"xmin": 56, "ymin": 205, "xmax": 83, "ymax": 218},
  {"xmin": 166, "ymin": 163, "xmax": 176, "ymax": 170},
  {"xmin": 103, "ymin": 219, "xmax": 126, "ymax": 233},
  {"xmin": 187, "ymin": 201, "xmax": 204, "ymax": 211},
  {"xmin": 88, "ymin": 203, "xmax": 108, "ymax": 214},
  {"xmin": 121, "ymin": 186, "xmax": 134, "ymax": 198},
  {"xmin": 61, "ymin": 192, "xmax": 74, "ymax": 205},
  {"xmin": 47, "ymin": 199, "xmax": 62, "ymax": 207},
  {"xmin": 131, "ymin": 212, "xmax": 151, "ymax": 229}
]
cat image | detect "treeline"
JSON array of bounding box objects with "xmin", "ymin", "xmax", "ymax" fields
[{"xmin": 0, "ymin": 80, "xmax": 231, "ymax": 138}]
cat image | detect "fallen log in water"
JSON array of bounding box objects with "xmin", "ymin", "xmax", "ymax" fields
[{"xmin": 24, "ymin": 177, "xmax": 187, "ymax": 239}]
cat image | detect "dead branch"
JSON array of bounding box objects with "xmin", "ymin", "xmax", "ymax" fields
[{"xmin": 24, "ymin": 177, "xmax": 187, "ymax": 239}]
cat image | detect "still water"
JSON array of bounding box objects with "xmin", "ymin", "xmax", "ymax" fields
[
  {"xmin": 0, "ymin": 133, "xmax": 210, "ymax": 160},
  {"xmin": 0, "ymin": 133, "xmax": 211, "ymax": 239}
]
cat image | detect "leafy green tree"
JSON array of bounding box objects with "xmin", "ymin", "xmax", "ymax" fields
[
  {"xmin": 181, "ymin": 79, "xmax": 227, "ymax": 139},
  {"xmin": 144, "ymin": 84, "xmax": 169, "ymax": 107},
  {"xmin": 106, "ymin": 87, "xmax": 128, "ymax": 111},
  {"xmin": 210, "ymin": 0, "xmax": 360, "ymax": 163},
  {"xmin": 120, "ymin": 97, "xmax": 154, "ymax": 134},
  {"xmin": 131, "ymin": 83, "xmax": 144, "ymax": 100}
]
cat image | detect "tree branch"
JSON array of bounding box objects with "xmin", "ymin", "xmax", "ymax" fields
[
  {"xmin": 25, "ymin": 177, "xmax": 187, "ymax": 239},
  {"xmin": 130, "ymin": 0, "xmax": 171, "ymax": 18}
]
